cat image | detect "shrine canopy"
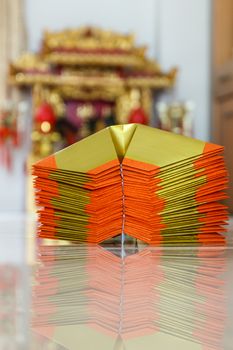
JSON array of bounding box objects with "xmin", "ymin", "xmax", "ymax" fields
[{"xmin": 9, "ymin": 27, "xmax": 177, "ymax": 90}]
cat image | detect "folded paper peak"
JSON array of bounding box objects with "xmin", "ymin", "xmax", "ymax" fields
[{"xmin": 35, "ymin": 123, "xmax": 221, "ymax": 173}]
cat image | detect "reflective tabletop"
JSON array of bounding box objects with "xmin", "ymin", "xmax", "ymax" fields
[{"xmin": 1, "ymin": 216, "xmax": 233, "ymax": 350}]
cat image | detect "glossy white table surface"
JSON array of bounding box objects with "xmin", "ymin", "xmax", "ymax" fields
[{"xmin": 0, "ymin": 215, "xmax": 233, "ymax": 350}]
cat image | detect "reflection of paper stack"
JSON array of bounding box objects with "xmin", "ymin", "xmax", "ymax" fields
[
  {"xmin": 32, "ymin": 245, "xmax": 226, "ymax": 350},
  {"xmin": 156, "ymin": 248, "xmax": 226, "ymax": 349},
  {"xmin": 33, "ymin": 246, "xmax": 162, "ymax": 339},
  {"xmin": 33, "ymin": 124, "xmax": 228, "ymax": 245}
]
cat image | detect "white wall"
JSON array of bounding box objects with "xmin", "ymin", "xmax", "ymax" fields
[
  {"xmin": 0, "ymin": 152, "xmax": 26, "ymax": 212},
  {"xmin": 26, "ymin": 0, "xmax": 159, "ymax": 58},
  {"xmin": 158, "ymin": 0, "xmax": 212, "ymax": 141}
]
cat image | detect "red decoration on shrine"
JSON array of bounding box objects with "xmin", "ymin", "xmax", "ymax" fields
[
  {"xmin": 128, "ymin": 107, "xmax": 148, "ymax": 125},
  {"xmin": 35, "ymin": 103, "xmax": 56, "ymax": 131}
]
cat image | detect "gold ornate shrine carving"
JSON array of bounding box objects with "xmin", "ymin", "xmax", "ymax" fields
[{"xmin": 9, "ymin": 27, "xmax": 177, "ymax": 158}]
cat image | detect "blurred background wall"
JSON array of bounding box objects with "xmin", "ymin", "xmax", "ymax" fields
[
  {"xmin": 0, "ymin": 0, "xmax": 227, "ymax": 213},
  {"xmin": 26, "ymin": 0, "xmax": 212, "ymax": 141}
]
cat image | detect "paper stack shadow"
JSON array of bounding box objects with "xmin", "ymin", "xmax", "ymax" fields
[{"xmin": 33, "ymin": 124, "xmax": 228, "ymax": 245}]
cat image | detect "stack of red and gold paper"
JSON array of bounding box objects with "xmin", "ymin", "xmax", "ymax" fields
[{"xmin": 33, "ymin": 124, "xmax": 228, "ymax": 245}]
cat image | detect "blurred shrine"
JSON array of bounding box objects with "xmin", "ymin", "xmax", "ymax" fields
[{"xmin": 9, "ymin": 27, "xmax": 177, "ymax": 158}]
